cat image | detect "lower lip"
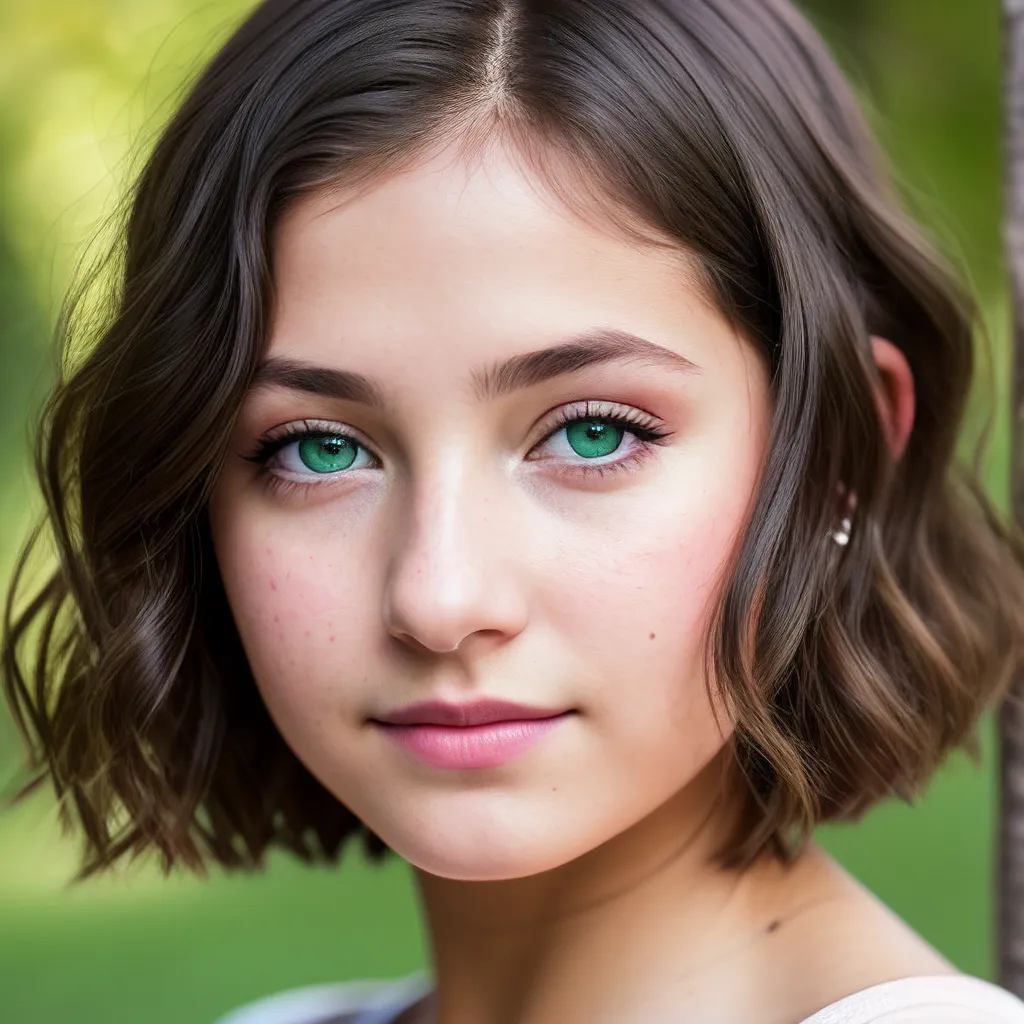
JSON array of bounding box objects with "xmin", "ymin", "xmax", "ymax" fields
[{"xmin": 372, "ymin": 713, "xmax": 574, "ymax": 770}]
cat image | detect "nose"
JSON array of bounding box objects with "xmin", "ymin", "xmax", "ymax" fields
[{"xmin": 382, "ymin": 452, "xmax": 528, "ymax": 655}]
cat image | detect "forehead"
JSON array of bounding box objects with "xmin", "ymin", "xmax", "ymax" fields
[
  {"xmin": 266, "ymin": 141, "xmax": 758, "ymax": 390},
  {"xmin": 276, "ymin": 141, "xmax": 695, "ymax": 272}
]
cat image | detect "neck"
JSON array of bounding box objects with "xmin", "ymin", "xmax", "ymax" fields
[{"xmin": 409, "ymin": 752, "xmax": 799, "ymax": 1024}]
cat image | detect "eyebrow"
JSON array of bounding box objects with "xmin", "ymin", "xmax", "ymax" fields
[{"xmin": 250, "ymin": 328, "xmax": 700, "ymax": 408}]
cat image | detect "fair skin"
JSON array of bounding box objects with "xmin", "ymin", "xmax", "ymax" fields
[{"xmin": 210, "ymin": 138, "xmax": 945, "ymax": 1024}]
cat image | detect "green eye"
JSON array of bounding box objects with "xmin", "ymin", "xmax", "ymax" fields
[
  {"xmin": 564, "ymin": 420, "xmax": 624, "ymax": 458},
  {"xmin": 298, "ymin": 436, "xmax": 358, "ymax": 473}
]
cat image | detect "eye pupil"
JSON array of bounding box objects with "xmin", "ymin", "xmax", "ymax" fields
[
  {"xmin": 298, "ymin": 435, "xmax": 357, "ymax": 473},
  {"xmin": 566, "ymin": 419, "xmax": 623, "ymax": 459}
]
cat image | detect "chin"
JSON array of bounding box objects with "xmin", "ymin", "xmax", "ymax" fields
[
  {"xmin": 370, "ymin": 808, "xmax": 601, "ymax": 882},
  {"xmin": 400, "ymin": 843, "xmax": 577, "ymax": 882}
]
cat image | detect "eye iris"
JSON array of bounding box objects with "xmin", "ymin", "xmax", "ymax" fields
[
  {"xmin": 298, "ymin": 436, "xmax": 356, "ymax": 473},
  {"xmin": 565, "ymin": 420, "xmax": 623, "ymax": 459}
]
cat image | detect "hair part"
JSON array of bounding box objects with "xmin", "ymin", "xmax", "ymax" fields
[{"xmin": 4, "ymin": 0, "xmax": 1024, "ymax": 881}]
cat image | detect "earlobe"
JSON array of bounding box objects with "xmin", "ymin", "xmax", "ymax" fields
[{"xmin": 869, "ymin": 336, "xmax": 915, "ymax": 464}]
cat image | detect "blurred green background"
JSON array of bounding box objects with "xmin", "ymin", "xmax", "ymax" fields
[{"xmin": 0, "ymin": 1, "xmax": 1011, "ymax": 1021}]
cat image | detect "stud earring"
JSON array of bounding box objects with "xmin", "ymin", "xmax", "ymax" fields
[{"xmin": 828, "ymin": 483, "xmax": 857, "ymax": 547}]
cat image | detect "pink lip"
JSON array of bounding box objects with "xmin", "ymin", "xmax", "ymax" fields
[
  {"xmin": 373, "ymin": 713, "xmax": 575, "ymax": 770},
  {"xmin": 373, "ymin": 698, "xmax": 569, "ymax": 727}
]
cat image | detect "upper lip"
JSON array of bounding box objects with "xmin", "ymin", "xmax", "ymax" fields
[{"xmin": 372, "ymin": 699, "xmax": 571, "ymax": 727}]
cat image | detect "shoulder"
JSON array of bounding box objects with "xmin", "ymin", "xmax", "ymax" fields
[
  {"xmin": 210, "ymin": 972, "xmax": 432, "ymax": 1024},
  {"xmin": 752, "ymin": 848, "xmax": 1017, "ymax": 1022},
  {"xmin": 799, "ymin": 975, "xmax": 1024, "ymax": 1024}
]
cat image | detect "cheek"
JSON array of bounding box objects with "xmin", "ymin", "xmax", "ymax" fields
[
  {"xmin": 537, "ymin": 445, "xmax": 757, "ymax": 750},
  {"xmin": 547, "ymin": 515, "xmax": 732, "ymax": 729},
  {"xmin": 207, "ymin": 501, "xmax": 374, "ymax": 725}
]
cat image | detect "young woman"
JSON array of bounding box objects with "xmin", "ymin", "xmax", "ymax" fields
[{"xmin": 5, "ymin": 1, "xmax": 1024, "ymax": 1021}]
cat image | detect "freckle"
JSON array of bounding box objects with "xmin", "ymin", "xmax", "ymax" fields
[{"xmin": 649, "ymin": 632, "xmax": 656, "ymax": 640}]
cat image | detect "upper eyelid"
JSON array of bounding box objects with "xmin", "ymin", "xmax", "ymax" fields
[
  {"xmin": 540, "ymin": 399, "xmax": 661, "ymax": 427},
  {"xmin": 261, "ymin": 417, "xmax": 367, "ymax": 442},
  {"xmin": 286, "ymin": 399, "xmax": 655, "ymax": 436}
]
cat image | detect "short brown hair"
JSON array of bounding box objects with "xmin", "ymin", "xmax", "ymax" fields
[{"xmin": 5, "ymin": 0, "xmax": 1024, "ymax": 881}]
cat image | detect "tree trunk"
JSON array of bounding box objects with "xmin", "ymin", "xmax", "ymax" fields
[{"xmin": 1000, "ymin": 0, "xmax": 1024, "ymax": 997}]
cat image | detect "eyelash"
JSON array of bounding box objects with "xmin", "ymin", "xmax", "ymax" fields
[{"xmin": 243, "ymin": 401, "xmax": 673, "ymax": 497}]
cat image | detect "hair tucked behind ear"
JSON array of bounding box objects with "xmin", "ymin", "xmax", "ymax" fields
[{"xmin": 4, "ymin": 0, "xmax": 1024, "ymax": 880}]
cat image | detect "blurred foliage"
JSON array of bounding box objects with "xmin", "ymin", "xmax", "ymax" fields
[{"xmin": 0, "ymin": 1, "xmax": 1011, "ymax": 1022}]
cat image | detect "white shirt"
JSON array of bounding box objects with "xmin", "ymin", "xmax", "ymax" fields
[{"xmin": 212, "ymin": 971, "xmax": 1024, "ymax": 1024}]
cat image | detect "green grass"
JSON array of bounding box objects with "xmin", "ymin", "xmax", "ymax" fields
[{"xmin": 0, "ymin": 789, "xmax": 427, "ymax": 1024}]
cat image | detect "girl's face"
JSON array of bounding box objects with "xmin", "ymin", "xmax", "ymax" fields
[{"xmin": 209, "ymin": 141, "xmax": 772, "ymax": 881}]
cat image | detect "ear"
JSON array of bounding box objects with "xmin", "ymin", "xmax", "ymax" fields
[{"xmin": 869, "ymin": 336, "xmax": 915, "ymax": 464}]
